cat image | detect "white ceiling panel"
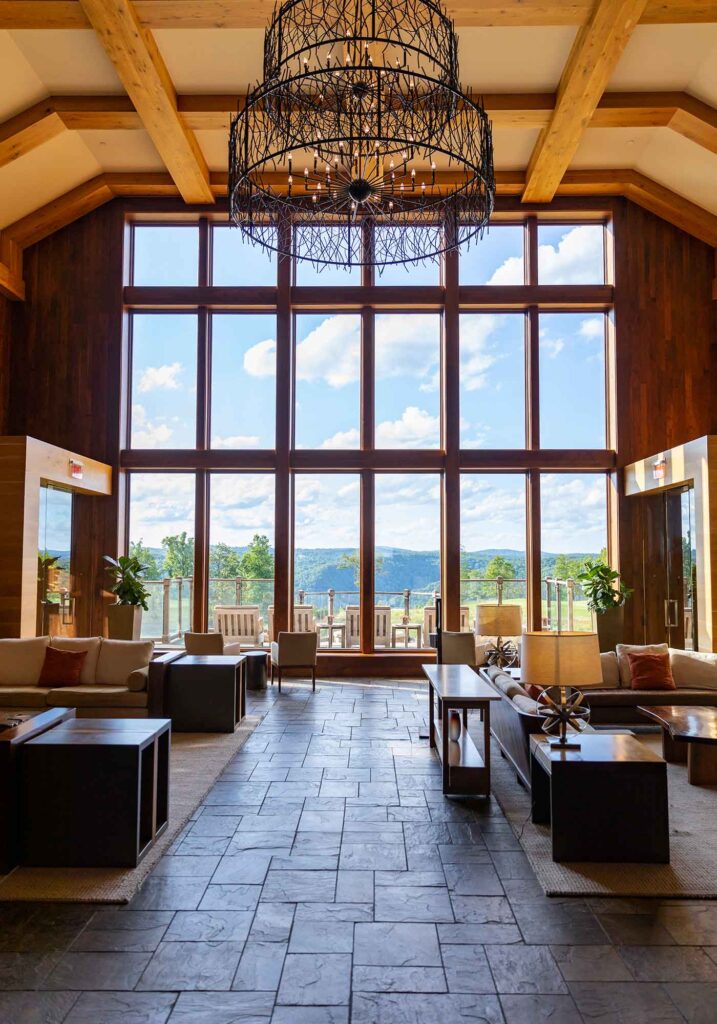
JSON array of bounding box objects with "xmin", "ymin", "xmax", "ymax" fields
[
  {"xmin": 610, "ymin": 25, "xmax": 717, "ymax": 91},
  {"xmin": 77, "ymin": 130, "xmax": 165, "ymax": 172},
  {"xmin": 637, "ymin": 129, "xmax": 717, "ymax": 216},
  {"xmin": 570, "ymin": 128, "xmax": 655, "ymax": 170},
  {"xmin": 492, "ymin": 128, "xmax": 540, "ymax": 169},
  {"xmin": 155, "ymin": 29, "xmax": 264, "ymax": 93},
  {"xmin": 8, "ymin": 29, "xmax": 124, "ymax": 94},
  {"xmin": 458, "ymin": 27, "xmax": 576, "ymax": 91},
  {"xmin": 0, "ymin": 132, "xmax": 101, "ymax": 229},
  {"xmin": 0, "ymin": 31, "xmax": 47, "ymax": 121}
]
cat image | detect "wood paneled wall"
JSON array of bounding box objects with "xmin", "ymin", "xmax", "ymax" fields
[
  {"xmin": 0, "ymin": 294, "xmax": 11, "ymax": 435},
  {"xmin": 614, "ymin": 200, "xmax": 717, "ymax": 641},
  {"xmin": 5, "ymin": 203, "xmax": 125, "ymax": 636}
]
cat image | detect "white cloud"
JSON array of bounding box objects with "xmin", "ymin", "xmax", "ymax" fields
[
  {"xmin": 243, "ymin": 338, "xmax": 277, "ymax": 378},
  {"xmin": 321, "ymin": 428, "xmax": 360, "ymax": 449},
  {"xmin": 129, "ymin": 473, "xmax": 195, "ymax": 547},
  {"xmin": 131, "ymin": 404, "xmax": 173, "ymax": 448},
  {"xmin": 539, "ymin": 334, "xmax": 564, "ymax": 359},
  {"xmin": 579, "ymin": 317, "xmax": 604, "ymax": 339},
  {"xmin": 487, "ymin": 255, "xmax": 524, "ymax": 285},
  {"xmin": 459, "ymin": 315, "xmax": 501, "ymax": 391},
  {"xmin": 212, "ymin": 434, "xmax": 261, "ymax": 448},
  {"xmin": 540, "ymin": 474, "xmax": 607, "ymax": 552},
  {"xmin": 375, "ymin": 407, "xmax": 439, "ymax": 448},
  {"xmin": 537, "ymin": 225, "xmax": 604, "ymax": 285},
  {"xmin": 137, "ymin": 362, "xmax": 184, "ymax": 393}
]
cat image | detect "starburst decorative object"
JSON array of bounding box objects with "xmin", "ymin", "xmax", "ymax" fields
[
  {"xmin": 476, "ymin": 604, "xmax": 522, "ymax": 669},
  {"xmin": 537, "ymin": 686, "xmax": 591, "ymax": 750},
  {"xmin": 229, "ymin": 0, "xmax": 495, "ymax": 269}
]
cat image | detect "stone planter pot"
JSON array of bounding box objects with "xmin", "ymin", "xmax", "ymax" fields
[
  {"xmin": 595, "ymin": 605, "xmax": 625, "ymax": 653},
  {"xmin": 107, "ymin": 604, "xmax": 142, "ymax": 641}
]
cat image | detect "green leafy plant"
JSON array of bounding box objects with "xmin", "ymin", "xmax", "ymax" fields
[
  {"xmin": 104, "ymin": 554, "xmax": 151, "ymax": 610},
  {"xmin": 575, "ymin": 559, "xmax": 632, "ymax": 615}
]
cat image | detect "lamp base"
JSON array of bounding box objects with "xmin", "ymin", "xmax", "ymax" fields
[{"xmin": 549, "ymin": 738, "xmax": 582, "ymax": 750}]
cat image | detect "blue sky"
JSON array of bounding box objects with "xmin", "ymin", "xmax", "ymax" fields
[{"xmin": 129, "ymin": 223, "xmax": 609, "ymax": 553}]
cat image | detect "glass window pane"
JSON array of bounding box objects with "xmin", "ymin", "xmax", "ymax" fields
[
  {"xmin": 128, "ymin": 473, "xmax": 196, "ymax": 646},
  {"xmin": 538, "ymin": 224, "xmax": 604, "ymax": 284},
  {"xmin": 539, "ymin": 313, "xmax": 606, "ymax": 449},
  {"xmin": 295, "ymin": 227, "xmax": 362, "ymax": 285},
  {"xmin": 294, "ymin": 474, "xmax": 360, "ymax": 649},
  {"xmin": 540, "ymin": 472, "xmax": 608, "ymax": 631},
  {"xmin": 460, "ymin": 314, "xmax": 525, "ymax": 448},
  {"xmin": 294, "ymin": 313, "xmax": 361, "ymax": 449},
  {"xmin": 460, "ymin": 226, "xmax": 525, "ymax": 284},
  {"xmin": 375, "ymin": 473, "xmax": 440, "ymax": 648},
  {"xmin": 375, "ymin": 313, "xmax": 441, "ymax": 449},
  {"xmin": 461, "ymin": 474, "xmax": 527, "ymax": 630},
  {"xmin": 375, "ymin": 227, "xmax": 441, "ymax": 285},
  {"xmin": 211, "ymin": 314, "xmax": 276, "ymax": 449},
  {"xmin": 208, "ymin": 474, "xmax": 275, "ymax": 645},
  {"xmin": 133, "ymin": 226, "xmax": 198, "ymax": 286},
  {"xmin": 131, "ymin": 314, "xmax": 197, "ymax": 449},
  {"xmin": 212, "ymin": 226, "xmax": 276, "ymax": 286}
]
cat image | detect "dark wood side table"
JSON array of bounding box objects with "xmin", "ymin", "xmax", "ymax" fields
[
  {"xmin": 0, "ymin": 707, "xmax": 75, "ymax": 874},
  {"xmin": 422, "ymin": 664, "xmax": 500, "ymax": 796},
  {"xmin": 638, "ymin": 705, "xmax": 717, "ymax": 785},
  {"xmin": 530, "ymin": 733, "xmax": 670, "ymax": 863},
  {"xmin": 168, "ymin": 654, "xmax": 246, "ymax": 732},
  {"xmin": 21, "ymin": 718, "xmax": 171, "ymax": 868}
]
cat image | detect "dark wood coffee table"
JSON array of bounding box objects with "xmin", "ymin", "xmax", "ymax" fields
[
  {"xmin": 422, "ymin": 664, "xmax": 500, "ymax": 796},
  {"xmin": 530, "ymin": 733, "xmax": 670, "ymax": 863},
  {"xmin": 0, "ymin": 707, "xmax": 75, "ymax": 874},
  {"xmin": 638, "ymin": 705, "xmax": 717, "ymax": 785},
  {"xmin": 168, "ymin": 654, "xmax": 246, "ymax": 732}
]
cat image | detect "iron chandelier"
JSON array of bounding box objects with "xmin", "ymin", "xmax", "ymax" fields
[{"xmin": 228, "ymin": 0, "xmax": 495, "ymax": 270}]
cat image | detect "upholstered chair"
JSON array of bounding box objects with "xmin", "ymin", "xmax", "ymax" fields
[
  {"xmin": 440, "ymin": 630, "xmax": 479, "ymax": 666},
  {"xmin": 270, "ymin": 631, "xmax": 319, "ymax": 692},
  {"xmin": 184, "ymin": 631, "xmax": 242, "ymax": 657}
]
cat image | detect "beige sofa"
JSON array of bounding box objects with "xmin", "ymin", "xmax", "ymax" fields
[
  {"xmin": 487, "ymin": 643, "xmax": 717, "ymax": 786},
  {"xmin": 0, "ymin": 636, "xmax": 174, "ymax": 718}
]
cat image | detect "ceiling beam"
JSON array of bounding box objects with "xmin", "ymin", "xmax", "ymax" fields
[
  {"xmin": 77, "ymin": 0, "xmax": 214, "ymax": 204},
  {"xmin": 522, "ymin": 0, "xmax": 649, "ymax": 203},
  {"xmin": 5, "ymin": 175, "xmax": 114, "ymax": 250},
  {"xmin": 0, "ymin": 238, "xmax": 24, "ymax": 301},
  {"xmin": 0, "ymin": 101, "xmax": 65, "ymax": 169},
  {"xmin": 2, "ymin": 0, "xmax": 717, "ymax": 28}
]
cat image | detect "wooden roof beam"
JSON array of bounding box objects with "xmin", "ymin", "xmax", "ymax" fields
[
  {"xmin": 2, "ymin": 0, "xmax": 717, "ymax": 28},
  {"xmin": 522, "ymin": 0, "xmax": 649, "ymax": 203},
  {"xmin": 0, "ymin": 101, "xmax": 65, "ymax": 169},
  {"xmin": 77, "ymin": 0, "xmax": 214, "ymax": 204}
]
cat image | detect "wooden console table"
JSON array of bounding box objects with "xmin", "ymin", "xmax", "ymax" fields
[
  {"xmin": 530, "ymin": 733, "xmax": 670, "ymax": 863},
  {"xmin": 422, "ymin": 664, "xmax": 500, "ymax": 796},
  {"xmin": 638, "ymin": 705, "xmax": 717, "ymax": 785}
]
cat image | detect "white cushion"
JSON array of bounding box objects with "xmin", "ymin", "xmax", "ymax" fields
[
  {"xmin": 0, "ymin": 637, "xmax": 50, "ymax": 687},
  {"xmin": 96, "ymin": 639, "xmax": 154, "ymax": 686},
  {"xmin": 599, "ymin": 651, "xmax": 620, "ymax": 689},
  {"xmin": 49, "ymin": 636, "xmax": 102, "ymax": 685},
  {"xmin": 616, "ymin": 643, "xmax": 669, "ymax": 686},
  {"xmin": 669, "ymin": 649, "xmax": 717, "ymax": 691}
]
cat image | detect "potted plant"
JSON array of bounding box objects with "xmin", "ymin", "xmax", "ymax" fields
[
  {"xmin": 104, "ymin": 554, "xmax": 151, "ymax": 641},
  {"xmin": 576, "ymin": 559, "xmax": 632, "ymax": 653}
]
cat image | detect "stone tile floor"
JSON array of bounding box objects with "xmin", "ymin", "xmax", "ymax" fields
[{"xmin": 1, "ymin": 679, "xmax": 717, "ymax": 1023}]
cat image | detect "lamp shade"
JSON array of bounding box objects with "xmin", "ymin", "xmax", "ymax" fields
[
  {"xmin": 475, "ymin": 604, "xmax": 522, "ymax": 637},
  {"xmin": 520, "ymin": 631, "xmax": 602, "ymax": 689}
]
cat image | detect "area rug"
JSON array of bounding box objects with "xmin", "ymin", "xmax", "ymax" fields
[
  {"xmin": 0, "ymin": 715, "xmax": 262, "ymax": 904},
  {"xmin": 489, "ymin": 732, "xmax": 717, "ymax": 899}
]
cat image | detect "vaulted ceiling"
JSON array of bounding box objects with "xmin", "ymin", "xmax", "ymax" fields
[{"xmin": 2, "ymin": 0, "xmax": 717, "ymax": 300}]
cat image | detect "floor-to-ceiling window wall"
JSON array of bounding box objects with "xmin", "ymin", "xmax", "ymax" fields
[{"xmin": 122, "ymin": 213, "xmax": 615, "ymax": 649}]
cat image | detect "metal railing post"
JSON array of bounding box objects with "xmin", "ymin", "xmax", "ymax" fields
[
  {"xmin": 235, "ymin": 577, "xmax": 241, "ymax": 604},
  {"xmin": 177, "ymin": 577, "xmax": 183, "ymax": 639},
  {"xmin": 161, "ymin": 578, "xmax": 171, "ymax": 644},
  {"xmin": 328, "ymin": 588, "xmax": 335, "ymax": 624},
  {"xmin": 403, "ymin": 588, "xmax": 410, "ymax": 624},
  {"xmin": 567, "ymin": 578, "xmax": 575, "ymax": 631},
  {"xmin": 546, "ymin": 578, "xmax": 552, "ymax": 631},
  {"xmin": 496, "ymin": 576, "xmax": 504, "ymax": 604}
]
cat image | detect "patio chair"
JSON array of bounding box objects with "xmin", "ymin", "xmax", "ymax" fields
[
  {"xmin": 271, "ymin": 631, "xmax": 318, "ymax": 693},
  {"xmin": 184, "ymin": 631, "xmax": 242, "ymax": 656},
  {"xmin": 345, "ymin": 605, "xmax": 360, "ymax": 648},
  {"xmin": 214, "ymin": 605, "xmax": 264, "ymax": 646},
  {"xmin": 293, "ymin": 604, "xmax": 317, "ymax": 633},
  {"xmin": 423, "ymin": 605, "xmax": 470, "ymax": 639},
  {"xmin": 374, "ymin": 606, "xmax": 392, "ymax": 647}
]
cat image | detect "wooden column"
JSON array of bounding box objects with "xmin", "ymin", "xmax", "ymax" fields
[
  {"xmin": 525, "ymin": 217, "xmax": 542, "ymax": 630},
  {"xmin": 274, "ymin": 226, "xmax": 293, "ymax": 636},
  {"xmin": 360, "ymin": 271, "xmax": 375, "ymax": 650},
  {"xmin": 193, "ymin": 218, "xmax": 210, "ymax": 631},
  {"xmin": 442, "ymin": 246, "xmax": 461, "ymax": 631}
]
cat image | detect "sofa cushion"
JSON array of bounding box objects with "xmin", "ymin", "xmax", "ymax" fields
[
  {"xmin": 584, "ymin": 687, "xmax": 717, "ymax": 707},
  {"xmin": 669, "ymin": 649, "xmax": 717, "ymax": 691},
  {"xmin": 46, "ymin": 686, "xmax": 148, "ymax": 708},
  {"xmin": 492, "ymin": 672, "xmax": 528, "ymax": 699},
  {"xmin": 96, "ymin": 639, "xmax": 154, "ymax": 686},
  {"xmin": 0, "ymin": 637, "xmax": 50, "ymax": 687},
  {"xmin": 38, "ymin": 646, "xmax": 87, "ymax": 687},
  {"xmin": 49, "ymin": 636, "xmax": 102, "ymax": 684},
  {"xmin": 616, "ymin": 643, "xmax": 668, "ymax": 686},
  {"xmin": 512, "ymin": 694, "xmax": 541, "ymax": 715},
  {"xmin": 627, "ymin": 651, "xmax": 675, "ymax": 691},
  {"xmin": 0, "ymin": 687, "xmax": 52, "ymax": 708},
  {"xmin": 126, "ymin": 666, "xmax": 149, "ymax": 692},
  {"xmin": 600, "ymin": 651, "xmax": 620, "ymax": 689}
]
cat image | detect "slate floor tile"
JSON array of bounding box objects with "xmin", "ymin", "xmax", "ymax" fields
[
  {"xmin": 262, "ymin": 870, "xmax": 336, "ymax": 903},
  {"xmin": 232, "ymin": 941, "xmax": 287, "ymax": 991},
  {"xmin": 169, "ymin": 991, "xmax": 275, "ymax": 1022},
  {"xmin": 486, "ymin": 945, "xmax": 568, "ymax": 995},
  {"xmin": 70, "ymin": 910, "xmax": 172, "ymax": 952},
  {"xmin": 198, "ymin": 884, "xmax": 262, "ymax": 912},
  {"xmin": 441, "ymin": 943, "xmax": 496, "ymax": 992},
  {"xmin": 552, "ymin": 944, "xmax": 633, "ymax": 982},
  {"xmin": 137, "ymin": 940, "xmax": 244, "ymax": 991},
  {"xmin": 499, "ymin": 993, "xmax": 583, "ymax": 1024},
  {"xmin": 0, "ymin": 991, "xmax": 78, "ymax": 1024},
  {"xmin": 339, "ymin": 843, "xmax": 406, "ymax": 871},
  {"xmin": 443, "ymin": 862, "xmax": 504, "ymax": 896},
  {"xmin": 618, "ymin": 945, "xmax": 717, "ymax": 982},
  {"xmin": 64, "ymin": 991, "xmax": 176, "ymax": 1024},
  {"xmin": 128, "ymin": 877, "xmax": 208, "ymax": 912},
  {"xmin": 353, "ymin": 923, "xmax": 441, "ymax": 966},
  {"xmin": 164, "ymin": 910, "xmax": 253, "ymax": 942},
  {"xmin": 352, "ymin": 965, "xmax": 447, "ymax": 992},
  {"xmin": 270, "ymin": 1007, "xmax": 348, "ymax": 1024},
  {"xmin": 42, "ymin": 952, "xmax": 151, "ymax": 991},
  {"xmin": 289, "ymin": 921, "xmax": 354, "ymax": 953},
  {"xmin": 569, "ymin": 980, "xmax": 685, "ymax": 1023},
  {"xmin": 249, "ymin": 904, "xmax": 296, "ymax": 943},
  {"xmin": 663, "ymin": 981, "xmax": 717, "ymax": 1024},
  {"xmin": 351, "ymin": 992, "xmax": 505, "ymax": 1023},
  {"xmin": 276, "ymin": 953, "xmax": 351, "ymax": 1006},
  {"xmin": 374, "ymin": 886, "xmax": 454, "ymax": 923}
]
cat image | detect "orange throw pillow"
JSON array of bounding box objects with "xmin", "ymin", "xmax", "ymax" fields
[
  {"xmin": 627, "ymin": 651, "xmax": 675, "ymax": 691},
  {"xmin": 38, "ymin": 646, "xmax": 87, "ymax": 687},
  {"xmin": 525, "ymin": 684, "xmax": 544, "ymax": 700}
]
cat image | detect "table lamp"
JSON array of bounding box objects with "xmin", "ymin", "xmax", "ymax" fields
[
  {"xmin": 475, "ymin": 604, "xmax": 523, "ymax": 668},
  {"xmin": 521, "ymin": 630, "xmax": 602, "ymax": 749}
]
